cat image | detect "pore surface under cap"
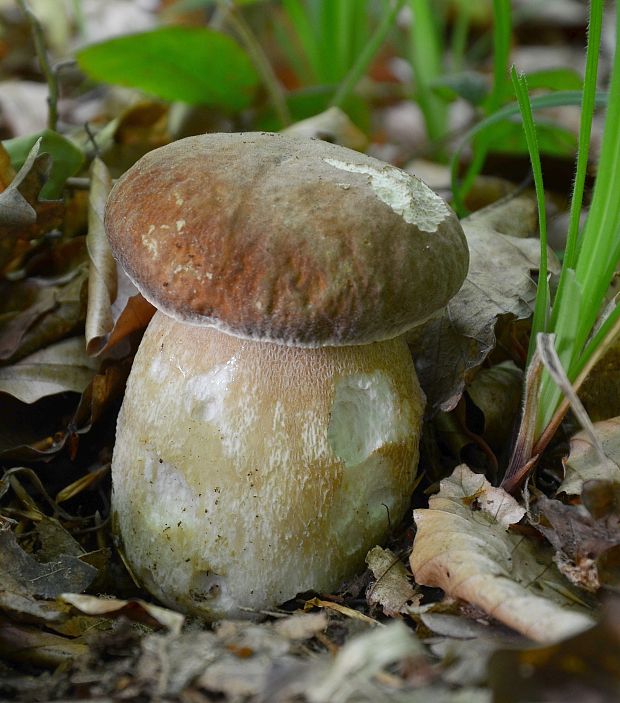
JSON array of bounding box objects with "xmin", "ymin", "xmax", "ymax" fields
[{"xmin": 105, "ymin": 132, "xmax": 468, "ymax": 346}]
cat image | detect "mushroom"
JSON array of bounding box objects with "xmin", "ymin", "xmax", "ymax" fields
[{"xmin": 105, "ymin": 132, "xmax": 468, "ymax": 619}]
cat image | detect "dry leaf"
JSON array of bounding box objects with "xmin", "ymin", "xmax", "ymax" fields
[
  {"xmin": 488, "ymin": 597, "xmax": 620, "ymax": 703},
  {"xmin": 532, "ymin": 491, "xmax": 620, "ymax": 592},
  {"xmin": 365, "ymin": 546, "xmax": 418, "ymax": 616},
  {"xmin": 559, "ymin": 417, "xmax": 620, "ymax": 495},
  {"xmin": 0, "ymin": 336, "xmax": 99, "ymax": 403},
  {"xmin": 85, "ymin": 158, "xmax": 116, "ymax": 352},
  {"xmin": 60, "ymin": 593, "xmax": 184, "ymax": 635},
  {"xmin": 410, "ymin": 465, "xmax": 593, "ymax": 642},
  {"xmin": 408, "ymin": 196, "xmax": 556, "ymax": 415}
]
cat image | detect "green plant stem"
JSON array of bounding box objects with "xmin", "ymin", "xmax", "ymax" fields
[
  {"xmin": 15, "ymin": 0, "xmax": 58, "ymax": 131},
  {"xmin": 330, "ymin": 0, "xmax": 405, "ymax": 109},
  {"xmin": 217, "ymin": 0, "xmax": 291, "ymax": 127}
]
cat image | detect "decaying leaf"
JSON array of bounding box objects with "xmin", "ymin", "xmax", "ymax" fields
[
  {"xmin": 365, "ymin": 546, "xmax": 418, "ymax": 616},
  {"xmin": 532, "ymin": 489, "xmax": 620, "ymax": 592},
  {"xmin": 0, "ymin": 139, "xmax": 64, "ymax": 273},
  {"xmin": 0, "ymin": 522, "xmax": 97, "ymax": 632},
  {"xmin": 84, "ymin": 157, "xmax": 155, "ymax": 356},
  {"xmin": 85, "ymin": 158, "xmax": 116, "ymax": 352},
  {"xmin": 61, "ymin": 593, "xmax": 184, "ymax": 635},
  {"xmin": 0, "ymin": 238, "xmax": 88, "ymax": 363},
  {"xmin": 488, "ymin": 597, "xmax": 620, "ymax": 702},
  {"xmin": 408, "ymin": 194, "xmax": 555, "ymax": 415},
  {"xmin": 410, "ymin": 465, "xmax": 594, "ymax": 642},
  {"xmin": 559, "ymin": 417, "xmax": 620, "ymax": 495},
  {"xmin": 0, "ymin": 336, "xmax": 99, "ymax": 403}
]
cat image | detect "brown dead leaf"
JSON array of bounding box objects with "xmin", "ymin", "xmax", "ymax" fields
[
  {"xmin": 61, "ymin": 593, "xmax": 184, "ymax": 635},
  {"xmin": 85, "ymin": 158, "xmax": 115, "ymax": 352},
  {"xmin": 410, "ymin": 465, "xmax": 594, "ymax": 642},
  {"xmin": 0, "ymin": 620, "xmax": 90, "ymax": 668},
  {"xmin": 532, "ymin": 490, "xmax": 620, "ymax": 592},
  {"xmin": 559, "ymin": 417, "xmax": 620, "ymax": 495},
  {"xmin": 365, "ymin": 546, "xmax": 418, "ymax": 617},
  {"xmin": 0, "ymin": 238, "xmax": 88, "ymax": 363},
  {"xmin": 489, "ymin": 597, "xmax": 620, "ymax": 702},
  {"xmin": 0, "ymin": 139, "xmax": 64, "ymax": 274},
  {"xmin": 408, "ymin": 196, "xmax": 556, "ymax": 415},
  {"xmin": 0, "ymin": 336, "xmax": 99, "ymax": 403},
  {"xmin": 84, "ymin": 155, "xmax": 155, "ymax": 355}
]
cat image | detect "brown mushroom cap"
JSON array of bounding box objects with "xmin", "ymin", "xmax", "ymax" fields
[{"xmin": 105, "ymin": 132, "xmax": 468, "ymax": 347}]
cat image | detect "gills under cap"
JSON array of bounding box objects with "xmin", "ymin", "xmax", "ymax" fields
[{"xmin": 105, "ymin": 132, "xmax": 468, "ymax": 347}]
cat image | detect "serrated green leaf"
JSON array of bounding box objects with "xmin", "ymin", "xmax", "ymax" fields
[
  {"xmin": 3, "ymin": 130, "xmax": 84, "ymax": 199},
  {"xmin": 76, "ymin": 26, "xmax": 259, "ymax": 110}
]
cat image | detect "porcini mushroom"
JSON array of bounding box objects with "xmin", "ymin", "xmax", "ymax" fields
[{"xmin": 106, "ymin": 132, "xmax": 468, "ymax": 619}]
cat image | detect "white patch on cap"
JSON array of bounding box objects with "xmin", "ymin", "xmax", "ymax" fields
[
  {"xmin": 323, "ymin": 158, "xmax": 449, "ymax": 232},
  {"xmin": 142, "ymin": 225, "xmax": 159, "ymax": 257}
]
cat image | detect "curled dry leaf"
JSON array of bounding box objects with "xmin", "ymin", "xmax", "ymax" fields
[
  {"xmin": 408, "ymin": 194, "xmax": 555, "ymax": 415},
  {"xmin": 0, "ymin": 238, "xmax": 88, "ymax": 363},
  {"xmin": 532, "ymin": 489, "xmax": 620, "ymax": 592},
  {"xmin": 60, "ymin": 593, "xmax": 184, "ymax": 635},
  {"xmin": 559, "ymin": 416, "xmax": 620, "ymax": 495},
  {"xmin": 85, "ymin": 157, "xmax": 155, "ymax": 356},
  {"xmin": 410, "ymin": 465, "xmax": 594, "ymax": 642},
  {"xmin": 85, "ymin": 158, "xmax": 116, "ymax": 352},
  {"xmin": 0, "ymin": 139, "xmax": 64, "ymax": 274},
  {"xmin": 0, "ymin": 336, "xmax": 99, "ymax": 403},
  {"xmin": 365, "ymin": 546, "xmax": 418, "ymax": 616}
]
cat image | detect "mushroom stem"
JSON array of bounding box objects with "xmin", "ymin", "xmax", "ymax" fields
[{"xmin": 112, "ymin": 311, "xmax": 424, "ymax": 619}]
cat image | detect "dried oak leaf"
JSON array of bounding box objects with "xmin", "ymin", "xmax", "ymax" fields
[
  {"xmin": 410, "ymin": 465, "xmax": 593, "ymax": 642},
  {"xmin": 559, "ymin": 416, "xmax": 620, "ymax": 495},
  {"xmin": 408, "ymin": 196, "xmax": 555, "ymax": 415}
]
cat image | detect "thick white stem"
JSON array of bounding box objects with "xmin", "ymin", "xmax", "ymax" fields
[{"xmin": 112, "ymin": 311, "xmax": 424, "ymax": 619}]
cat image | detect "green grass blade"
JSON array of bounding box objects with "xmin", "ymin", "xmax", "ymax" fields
[
  {"xmin": 486, "ymin": 0, "xmax": 511, "ymax": 112},
  {"xmin": 550, "ymin": 0, "xmax": 603, "ymax": 324},
  {"xmin": 331, "ymin": 0, "xmax": 405, "ymax": 109},
  {"xmin": 282, "ymin": 0, "xmax": 321, "ymax": 82},
  {"xmin": 450, "ymin": 90, "xmax": 608, "ymax": 212},
  {"xmin": 409, "ymin": 0, "xmax": 448, "ymax": 147},
  {"xmin": 511, "ymin": 68, "xmax": 549, "ymax": 361}
]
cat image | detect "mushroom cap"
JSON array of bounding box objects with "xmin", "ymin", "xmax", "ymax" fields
[{"xmin": 105, "ymin": 132, "xmax": 468, "ymax": 347}]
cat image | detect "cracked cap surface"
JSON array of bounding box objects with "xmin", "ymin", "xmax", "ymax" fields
[{"xmin": 105, "ymin": 132, "xmax": 468, "ymax": 346}]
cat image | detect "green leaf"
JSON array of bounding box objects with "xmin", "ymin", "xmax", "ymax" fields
[
  {"xmin": 3, "ymin": 130, "xmax": 84, "ymax": 200},
  {"xmin": 430, "ymin": 71, "xmax": 489, "ymax": 105},
  {"xmin": 76, "ymin": 26, "xmax": 259, "ymax": 110}
]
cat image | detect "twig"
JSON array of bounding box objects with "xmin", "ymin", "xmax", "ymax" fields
[{"xmin": 15, "ymin": 0, "xmax": 59, "ymax": 131}]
